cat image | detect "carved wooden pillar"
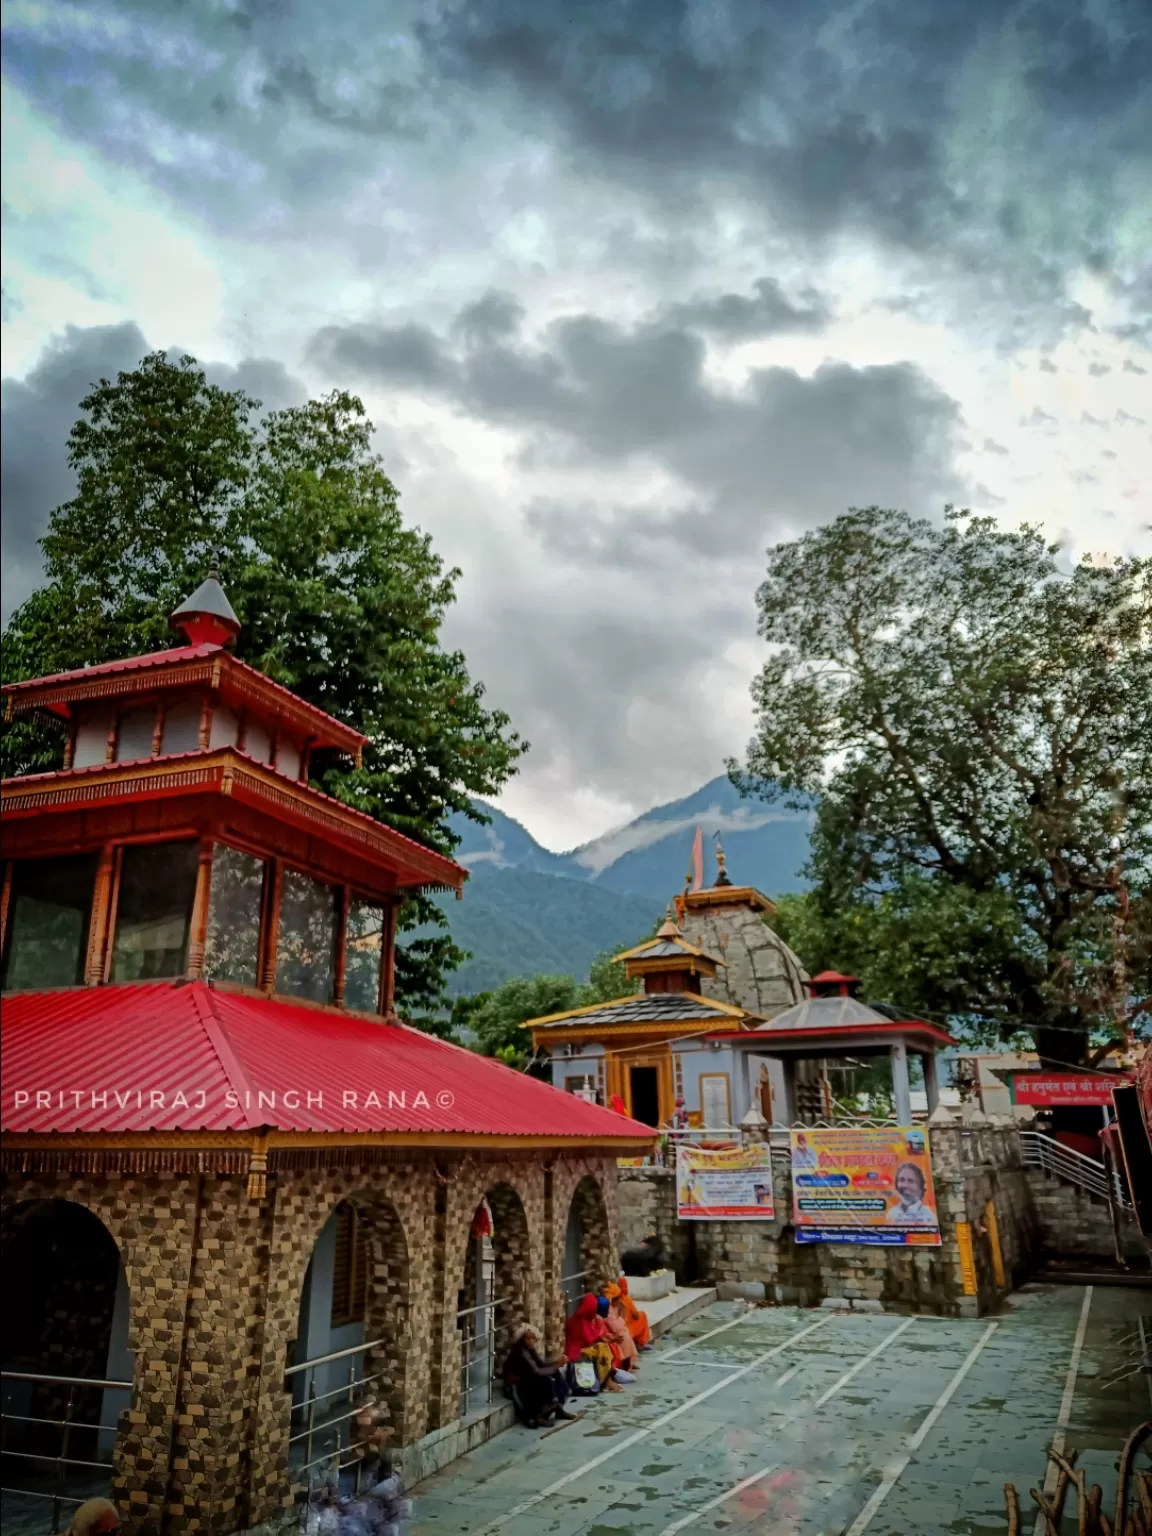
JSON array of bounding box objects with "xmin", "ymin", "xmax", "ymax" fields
[
  {"xmin": 63, "ymin": 725, "xmax": 76, "ymax": 771},
  {"xmin": 85, "ymin": 844, "xmax": 118, "ymax": 985},
  {"xmin": 270, "ymin": 732, "xmax": 280, "ymax": 772},
  {"xmin": 300, "ymin": 739, "xmax": 313, "ymax": 783},
  {"xmin": 104, "ymin": 713, "xmax": 119, "ymax": 765},
  {"xmin": 378, "ymin": 898, "xmax": 398, "ymax": 1016},
  {"xmin": 151, "ymin": 701, "xmax": 165, "ymax": 756},
  {"xmin": 258, "ymin": 860, "xmax": 283, "ymax": 991},
  {"xmin": 236, "ymin": 708, "xmax": 248, "ymax": 754},
  {"xmin": 198, "ymin": 697, "xmax": 214, "ymax": 751},
  {"xmin": 186, "ymin": 840, "xmax": 216, "ymax": 980},
  {"xmin": 332, "ymin": 884, "xmax": 350, "ymax": 1007}
]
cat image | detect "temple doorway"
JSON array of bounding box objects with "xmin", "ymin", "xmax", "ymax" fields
[
  {"xmin": 628, "ymin": 1065, "xmax": 661, "ymax": 1126},
  {"xmin": 0, "ymin": 1200, "xmax": 133, "ymax": 1526}
]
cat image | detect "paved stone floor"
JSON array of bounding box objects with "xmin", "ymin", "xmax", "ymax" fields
[{"xmin": 407, "ymin": 1284, "xmax": 1151, "ymax": 1536}]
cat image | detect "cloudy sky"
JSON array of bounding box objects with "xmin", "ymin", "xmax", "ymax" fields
[{"xmin": 3, "ymin": 0, "xmax": 1150, "ymax": 850}]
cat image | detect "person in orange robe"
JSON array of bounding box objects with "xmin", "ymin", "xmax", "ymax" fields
[{"xmin": 608, "ymin": 1278, "xmax": 652, "ymax": 1350}]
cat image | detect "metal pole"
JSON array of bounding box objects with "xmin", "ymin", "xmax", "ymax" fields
[
  {"xmin": 305, "ymin": 1375, "xmax": 316, "ymax": 1473},
  {"xmin": 54, "ymin": 1385, "xmax": 76, "ymax": 1536}
]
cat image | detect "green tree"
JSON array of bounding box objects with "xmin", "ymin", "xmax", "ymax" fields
[
  {"xmin": 1, "ymin": 352, "xmax": 527, "ymax": 1021},
  {"xmin": 463, "ymin": 928, "xmax": 652, "ymax": 1064},
  {"xmin": 469, "ymin": 973, "xmax": 586, "ymax": 1064},
  {"xmin": 731, "ymin": 507, "xmax": 1151, "ymax": 1065}
]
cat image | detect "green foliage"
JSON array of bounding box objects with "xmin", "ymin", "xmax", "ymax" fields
[
  {"xmin": 463, "ymin": 932, "xmax": 650, "ymax": 1065},
  {"xmin": 423, "ymin": 866, "xmax": 663, "ymax": 997},
  {"xmin": 1, "ymin": 352, "xmax": 527, "ymax": 1020},
  {"xmin": 734, "ymin": 507, "xmax": 1151, "ymax": 1060}
]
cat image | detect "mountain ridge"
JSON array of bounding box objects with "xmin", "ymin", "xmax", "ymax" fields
[{"xmin": 431, "ymin": 776, "xmax": 813, "ymax": 997}]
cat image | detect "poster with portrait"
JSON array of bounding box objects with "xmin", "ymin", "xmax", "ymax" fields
[
  {"xmin": 790, "ymin": 1127, "xmax": 941, "ymax": 1246},
  {"xmin": 677, "ymin": 1143, "xmax": 775, "ymax": 1220}
]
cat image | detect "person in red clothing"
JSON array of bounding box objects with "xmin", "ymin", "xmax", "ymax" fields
[
  {"xmin": 610, "ymin": 1093, "xmax": 628, "ymax": 1115},
  {"xmin": 564, "ymin": 1293, "xmax": 621, "ymax": 1392}
]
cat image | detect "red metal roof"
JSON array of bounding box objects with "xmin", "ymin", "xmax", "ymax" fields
[
  {"xmin": 1, "ymin": 982, "xmax": 655, "ymax": 1141},
  {"xmin": 3, "ymin": 644, "xmax": 368, "ymax": 751},
  {"xmin": 3, "ymin": 644, "xmax": 217, "ymax": 688}
]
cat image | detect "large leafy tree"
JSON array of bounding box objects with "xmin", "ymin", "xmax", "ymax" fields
[
  {"xmin": 731, "ymin": 507, "xmax": 1151, "ymax": 1065},
  {"xmin": 1, "ymin": 352, "xmax": 527, "ymax": 1021},
  {"xmin": 466, "ymin": 943, "xmax": 645, "ymax": 1065}
]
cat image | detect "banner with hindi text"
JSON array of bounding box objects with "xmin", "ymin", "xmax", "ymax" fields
[
  {"xmin": 676, "ymin": 1143, "xmax": 775, "ymax": 1220},
  {"xmin": 790, "ymin": 1126, "xmax": 941, "ymax": 1246}
]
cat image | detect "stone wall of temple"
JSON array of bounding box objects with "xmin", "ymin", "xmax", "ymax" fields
[
  {"xmin": 677, "ymin": 902, "xmax": 807, "ymax": 1019},
  {"xmin": 619, "ymin": 1119, "xmax": 1043, "ymax": 1318},
  {"xmin": 0, "ymin": 1148, "xmax": 619, "ymax": 1536},
  {"xmin": 1026, "ymin": 1168, "xmax": 1147, "ymax": 1265}
]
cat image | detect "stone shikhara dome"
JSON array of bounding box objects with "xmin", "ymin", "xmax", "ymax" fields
[{"xmin": 676, "ymin": 857, "xmax": 807, "ymax": 1020}]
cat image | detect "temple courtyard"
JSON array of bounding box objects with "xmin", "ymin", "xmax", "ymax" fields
[{"xmin": 407, "ymin": 1285, "xmax": 1150, "ymax": 1536}]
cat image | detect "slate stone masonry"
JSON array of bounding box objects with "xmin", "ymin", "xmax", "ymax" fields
[
  {"xmin": 0, "ymin": 1149, "xmax": 619, "ymax": 1536},
  {"xmin": 618, "ymin": 1118, "xmax": 1044, "ymax": 1318}
]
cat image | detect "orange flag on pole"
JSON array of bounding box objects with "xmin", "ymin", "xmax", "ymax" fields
[{"xmin": 691, "ymin": 824, "xmax": 704, "ymax": 891}]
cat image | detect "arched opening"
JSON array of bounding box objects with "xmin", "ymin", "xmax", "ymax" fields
[
  {"xmin": 456, "ymin": 1184, "xmax": 531, "ymax": 1416},
  {"xmin": 287, "ymin": 1197, "xmax": 409, "ymax": 1493},
  {"xmin": 0, "ymin": 1200, "xmax": 134, "ymax": 1520},
  {"xmin": 563, "ymin": 1176, "xmax": 614, "ymax": 1315}
]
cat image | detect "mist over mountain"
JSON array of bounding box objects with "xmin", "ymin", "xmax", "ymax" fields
[{"xmin": 435, "ymin": 777, "xmax": 812, "ymax": 996}]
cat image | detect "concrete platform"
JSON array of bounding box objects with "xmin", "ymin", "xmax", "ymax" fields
[
  {"xmin": 406, "ymin": 1284, "xmax": 1152, "ymax": 1535},
  {"xmin": 644, "ymin": 1284, "xmax": 718, "ymax": 1340}
]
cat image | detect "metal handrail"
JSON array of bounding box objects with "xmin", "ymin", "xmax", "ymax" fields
[
  {"xmin": 1, "ymin": 1371, "xmax": 132, "ymax": 1391},
  {"xmin": 0, "ymin": 1368, "xmax": 132, "ymax": 1535},
  {"xmin": 285, "ymin": 1338, "xmax": 385, "ymax": 1377},
  {"xmin": 1020, "ymin": 1130, "xmax": 1131, "ymax": 1210}
]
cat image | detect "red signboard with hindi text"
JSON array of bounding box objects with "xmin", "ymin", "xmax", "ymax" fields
[{"xmin": 1012, "ymin": 1072, "xmax": 1125, "ymax": 1108}]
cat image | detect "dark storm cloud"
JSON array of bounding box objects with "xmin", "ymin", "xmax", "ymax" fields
[
  {"xmin": 666, "ymin": 279, "xmax": 829, "ymax": 339},
  {"xmin": 417, "ymin": 0, "xmax": 1150, "ymax": 298},
  {"xmin": 1, "ymin": 326, "xmax": 306, "ymax": 622},
  {"xmin": 1, "ymin": 322, "xmax": 148, "ymax": 621},
  {"xmin": 3, "ymin": 0, "xmax": 1147, "ymax": 341},
  {"xmin": 311, "ymin": 296, "xmax": 965, "ymax": 560}
]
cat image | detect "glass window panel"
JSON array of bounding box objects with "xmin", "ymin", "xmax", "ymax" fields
[
  {"xmin": 244, "ymin": 720, "xmax": 272, "ymax": 763},
  {"xmin": 204, "ymin": 844, "xmax": 266, "ymax": 987},
  {"xmin": 111, "ymin": 842, "xmax": 199, "ymax": 981},
  {"xmin": 2, "ymin": 855, "xmax": 98, "ymax": 990},
  {"xmin": 73, "ymin": 710, "xmax": 113, "ymax": 769},
  {"xmin": 345, "ymin": 898, "xmax": 383, "ymax": 1012},
  {"xmin": 209, "ymin": 705, "xmax": 238, "ymax": 750},
  {"xmin": 116, "ymin": 707, "xmax": 156, "ymax": 763},
  {"xmin": 161, "ymin": 701, "xmax": 202, "ymax": 756},
  {"xmin": 275, "ymin": 868, "xmax": 336, "ymax": 1002},
  {"xmin": 277, "ymin": 741, "xmax": 301, "ymax": 779}
]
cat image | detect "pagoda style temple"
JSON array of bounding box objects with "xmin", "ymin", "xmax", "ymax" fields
[
  {"xmin": 530, "ymin": 850, "xmax": 952, "ymax": 1130},
  {"xmin": 1, "ymin": 574, "xmax": 652, "ymax": 1533}
]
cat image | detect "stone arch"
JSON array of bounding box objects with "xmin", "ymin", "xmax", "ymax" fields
[
  {"xmin": 287, "ymin": 1190, "xmax": 412, "ymax": 1480},
  {"xmin": 457, "ymin": 1182, "xmax": 532, "ymax": 1415},
  {"xmin": 544, "ymin": 1162, "xmax": 619, "ymax": 1355},
  {"xmin": 0, "ymin": 1197, "xmax": 135, "ymax": 1502}
]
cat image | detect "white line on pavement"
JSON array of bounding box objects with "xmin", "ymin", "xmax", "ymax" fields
[
  {"xmin": 475, "ymin": 1312, "xmax": 836, "ymax": 1534},
  {"xmin": 659, "ymin": 1308, "xmax": 765, "ymax": 1361},
  {"xmin": 844, "ymin": 1319, "xmax": 1000, "ymax": 1536},
  {"xmin": 657, "ymin": 1316, "xmax": 918, "ymax": 1535},
  {"xmin": 1031, "ymin": 1285, "xmax": 1093, "ymax": 1536}
]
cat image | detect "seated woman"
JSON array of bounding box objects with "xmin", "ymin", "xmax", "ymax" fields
[
  {"xmin": 564, "ymin": 1294, "xmax": 622, "ymax": 1393},
  {"xmin": 602, "ymin": 1294, "xmax": 639, "ymax": 1377},
  {"xmin": 616, "ymin": 1276, "xmax": 652, "ymax": 1349},
  {"xmin": 503, "ymin": 1323, "xmax": 577, "ymax": 1428}
]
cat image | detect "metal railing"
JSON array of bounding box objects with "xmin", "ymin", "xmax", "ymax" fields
[
  {"xmin": 1020, "ymin": 1130, "xmax": 1131, "ymax": 1210},
  {"xmin": 284, "ymin": 1337, "xmax": 385, "ymax": 1491},
  {"xmin": 1, "ymin": 1368, "xmax": 133, "ymax": 1533}
]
